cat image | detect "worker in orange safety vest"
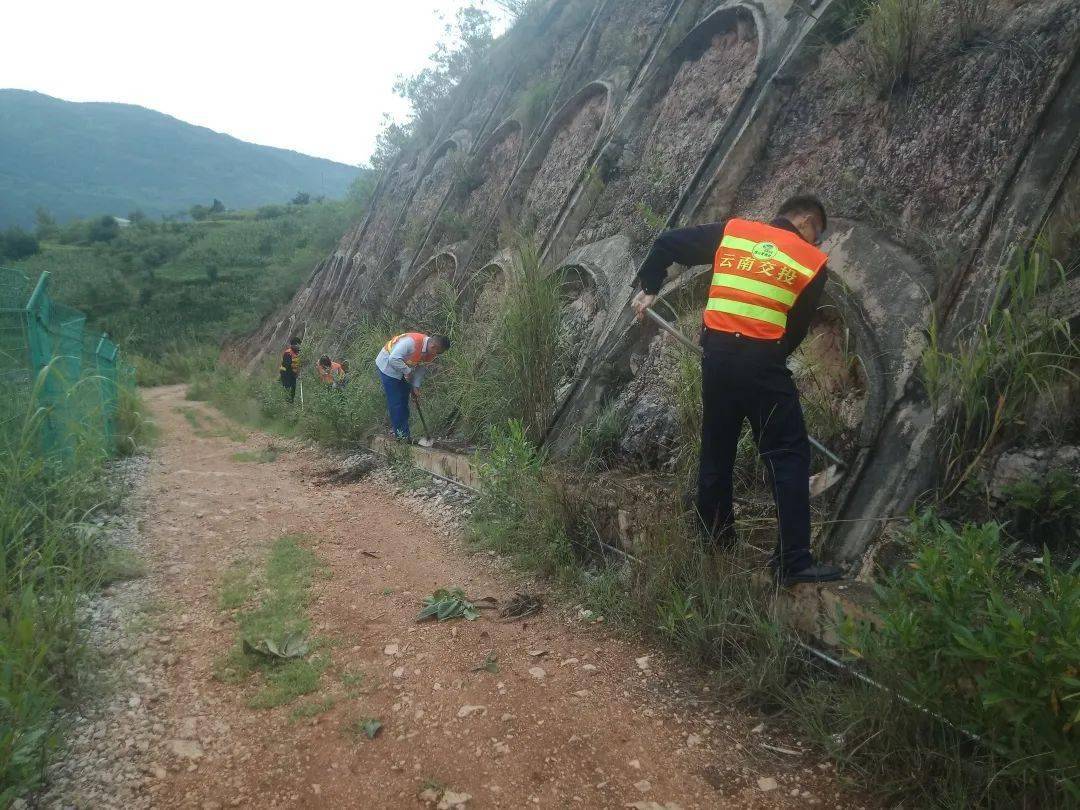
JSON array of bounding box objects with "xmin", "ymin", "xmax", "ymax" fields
[
  {"xmin": 316, "ymin": 355, "xmax": 343, "ymax": 386},
  {"xmin": 631, "ymin": 195, "xmax": 843, "ymax": 586},
  {"xmin": 375, "ymin": 332, "xmax": 451, "ymax": 440},
  {"xmin": 279, "ymin": 336, "xmax": 302, "ymax": 402}
]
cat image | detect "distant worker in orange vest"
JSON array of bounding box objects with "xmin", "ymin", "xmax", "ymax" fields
[
  {"xmin": 279, "ymin": 336, "xmax": 302, "ymax": 403},
  {"xmin": 375, "ymin": 332, "xmax": 451, "ymax": 440},
  {"xmin": 631, "ymin": 195, "xmax": 842, "ymax": 586},
  {"xmin": 316, "ymin": 355, "xmax": 343, "ymax": 387},
  {"xmin": 316, "ymin": 355, "xmax": 332, "ymax": 384}
]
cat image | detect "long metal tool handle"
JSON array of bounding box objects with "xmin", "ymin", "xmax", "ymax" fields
[
  {"xmin": 413, "ymin": 394, "xmax": 431, "ymax": 439},
  {"xmin": 642, "ymin": 307, "xmax": 846, "ymax": 469}
]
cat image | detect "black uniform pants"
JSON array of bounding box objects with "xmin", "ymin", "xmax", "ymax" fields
[
  {"xmin": 697, "ymin": 330, "xmax": 813, "ymax": 574},
  {"xmin": 280, "ymin": 371, "xmax": 297, "ymax": 402}
]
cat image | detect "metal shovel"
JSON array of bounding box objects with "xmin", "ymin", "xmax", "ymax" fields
[
  {"xmin": 412, "ymin": 395, "xmax": 435, "ymax": 448},
  {"xmin": 642, "ymin": 307, "xmax": 845, "ymax": 496}
]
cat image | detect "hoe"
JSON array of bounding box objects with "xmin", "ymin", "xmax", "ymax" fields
[{"xmin": 412, "ymin": 394, "xmax": 435, "ymax": 448}]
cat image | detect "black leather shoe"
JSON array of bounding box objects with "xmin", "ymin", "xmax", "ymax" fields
[{"xmin": 778, "ymin": 563, "xmax": 844, "ymax": 586}]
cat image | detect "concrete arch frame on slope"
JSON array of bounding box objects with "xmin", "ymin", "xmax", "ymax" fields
[
  {"xmin": 503, "ymin": 80, "xmax": 616, "ymax": 248},
  {"xmin": 538, "ymin": 4, "xmax": 768, "ymax": 448},
  {"xmin": 387, "ymin": 134, "xmax": 472, "ymax": 293},
  {"xmin": 542, "ymin": 3, "xmax": 766, "ymax": 273},
  {"xmin": 317, "ymin": 130, "xmax": 471, "ymax": 333},
  {"xmin": 392, "ymin": 250, "xmax": 462, "ymax": 331},
  {"xmin": 407, "ymin": 116, "xmax": 526, "ymax": 288}
]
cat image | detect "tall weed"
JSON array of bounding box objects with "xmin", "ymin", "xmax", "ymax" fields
[
  {"xmin": 924, "ymin": 249, "xmax": 1077, "ymax": 498},
  {"xmin": 1, "ymin": 370, "xmax": 147, "ymax": 801},
  {"xmin": 849, "ymin": 0, "xmax": 940, "ymax": 96}
]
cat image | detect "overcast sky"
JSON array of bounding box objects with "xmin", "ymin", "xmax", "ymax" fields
[{"xmin": 1, "ymin": 1, "xmax": 509, "ymax": 167}]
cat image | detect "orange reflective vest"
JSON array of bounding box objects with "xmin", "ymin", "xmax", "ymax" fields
[
  {"xmin": 318, "ymin": 361, "xmax": 345, "ymax": 384},
  {"xmin": 703, "ymin": 218, "xmax": 828, "ymax": 340},
  {"xmin": 280, "ymin": 346, "xmax": 301, "ymax": 374},
  {"xmin": 384, "ymin": 332, "xmax": 438, "ymax": 368}
]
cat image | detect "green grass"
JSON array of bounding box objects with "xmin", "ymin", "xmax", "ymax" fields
[
  {"xmin": 846, "ymin": 0, "xmax": 940, "ymax": 97},
  {"xmin": 214, "ymin": 535, "xmax": 330, "ymax": 709},
  {"xmin": 288, "ymin": 695, "xmax": 336, "ymax": 723},
  {"xmin": 343, "ymin": 716, "xmax": 383, "ymax": 741},
  {"xmin": 176, "ymin": 405, "xmax": 249, "ymax": 442},
  {"xmin": 218, "ymin": 559, "xmax": 256, "ymax": 610},
  {"xmin": 177, "ymin": 407, "xmax": 202, "ymax": 429},
  {"xmin": 247, "ymin": 655, "xmax": 329, "ymax": 710},
  {"xmin": 231, "ymin": 447, "xmax": 279, "ymax": 464}
]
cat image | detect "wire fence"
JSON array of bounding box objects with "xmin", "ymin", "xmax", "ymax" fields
[{"xmin": 0, "ymin": 267, "xmax": 125, "ymax": 458}]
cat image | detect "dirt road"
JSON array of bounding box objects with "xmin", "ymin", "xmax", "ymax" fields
[{"xmin": 109, "ymin": 386, "xmax": 857, "ymax": 809}]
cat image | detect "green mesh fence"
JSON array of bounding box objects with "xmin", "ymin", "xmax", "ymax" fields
[{"xmin": 0, "ymin": 267, "xmax": 123, "ymax": 459}]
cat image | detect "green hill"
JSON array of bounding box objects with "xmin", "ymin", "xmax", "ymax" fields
[
  {"xmin": 5, "ymin": 199, "xmax": 369, "ymax": 376},
  {"xmin": 0, "ymin": 89, "xmax": 360, "ymax": 228}
]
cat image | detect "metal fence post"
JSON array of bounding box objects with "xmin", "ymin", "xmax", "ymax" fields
[
  {"xmin": 23, "ymin": 272, "xmax": 65, "ymax": 456},
  {"xmin": 95, "ymin": 332, "xmax": 119, "ymax": 451}
]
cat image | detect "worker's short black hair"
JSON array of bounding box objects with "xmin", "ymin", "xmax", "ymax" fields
[
  {"xmin": 777, "ymin": 195, "xmax": 827, "ymax": 232},
  {"xmin": 289, "ymin": 335, "xmax": 302, "ymax": 347},
  {"xmin": 318, "ymin": 355, "xmax": 331, "ymax": 366},
  {"xmin": 432, "ymin": 334, "xmax": 452, "ymax": 351}
]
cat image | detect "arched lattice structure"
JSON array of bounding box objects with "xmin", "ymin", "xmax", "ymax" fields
[
  {"xmin": 507, "ymin": 81, "xmax": 612, "ymax": 247},
  {"xmin": 395, "ymin": 251, "xmax": 460, "ymax": 335}
]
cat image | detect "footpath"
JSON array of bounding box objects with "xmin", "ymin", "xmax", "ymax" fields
[{"xmin": 35, "ymin": 385, "xmax": 863, "ymax": 810}]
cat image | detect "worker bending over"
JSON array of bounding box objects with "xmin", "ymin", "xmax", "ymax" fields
[
  {"xmin": 375, "ymin": 332, "xmax": 450, "ymax": 441},
  {"xmin": 632, "ymin": 195, "xmax": 842, "ymax": 585},
  {"xmin": 316, "ymin": 355, "xmax": 345, "ymax": 387},
  {"xmin": 279, "ymin": 336, "xmax": 302, "ymax": 403}
]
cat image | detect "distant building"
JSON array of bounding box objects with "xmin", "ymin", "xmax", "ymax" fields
[{"xmin": 110, "ymin": 216, "xmax": 131, "ymax": 228}]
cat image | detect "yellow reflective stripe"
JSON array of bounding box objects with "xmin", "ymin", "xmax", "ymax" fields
[
  {"xmin": 711, "ymin": 273, "xmax": 796, "ymax": 306},
  {"xmin": 706, "ymin": 297, "xmax": 788, "ymax": 327},
  {"xmin": 719, "ymin": 235, "xmax": 816, "ymax": 278}
]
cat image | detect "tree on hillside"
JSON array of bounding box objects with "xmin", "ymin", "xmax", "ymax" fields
[
  {"xmin": 393, "ymin": 5, "xmax": 492, "ymax": 123},
  {"xmin": 372, "ymin": 5, "xmax": 493, "ymax": 168},
  {"xmin": 0, "ymin": 226, "xmax": 40, "ymax": 260},
  {"xmin": 291, "ymin": 191, "xmax": 311, "ymax": 205},
  {"xmin": 347, "ymin": 170, "xmax": 377, "ymax": 208},
  {"xmin": 34, "ymin": 207, "xmax": 58, "ymax": 240},
  {"xmin": 492, "ymin": 0, "xmax": 537, "ymax": 19},
  {"xmin": 190, "ymin": 204, "xmax": 210, "ymax": 221},
  {"xmin": 87, "ymin": 215, "xmax": 120, "ymax": 243},
  {"xmin": 210, "ymin": 198, "xmax": 226, "ymax": 214}
]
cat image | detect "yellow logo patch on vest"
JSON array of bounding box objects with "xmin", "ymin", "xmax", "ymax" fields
[{"xmin": 751, "ymin": 241, "xmax": 777, "ymax": 260}]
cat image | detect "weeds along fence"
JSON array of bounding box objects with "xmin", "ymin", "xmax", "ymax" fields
[{"xmin": 0, "ymin": 267, "xmax": 127, "ymax": 459}]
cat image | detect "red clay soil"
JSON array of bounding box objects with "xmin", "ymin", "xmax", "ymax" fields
[{"xmin": 138, "ymin": 385, "xmax": 865, "ymax": 809}]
